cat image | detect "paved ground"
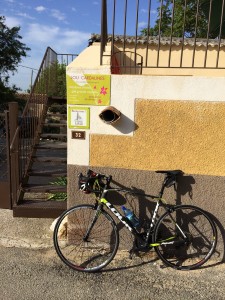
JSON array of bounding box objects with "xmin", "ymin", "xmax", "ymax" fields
[
  {"xmin": 1, "ymin": 209, "xmax": 225, "ymax": 300},
  {"xmin": 1, "ymin": 245, "xmax": 225, "ymax": 300}
]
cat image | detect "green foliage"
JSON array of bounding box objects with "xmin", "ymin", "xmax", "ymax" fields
[
  {"xmin": 0, "ymin": 81, "xmax": 27, "ymax": 112},
  {"xmin": 141, "ymin": 0, "xmax": 224, "ymax": 38},
  {"xmin": 43, "ymin": 103, "xmax": 67, "ymax": 134},
  {"xmin": 35, "ymin": 62, "xmax": 67, "ymax": 98},
  {"xmin": 48, "ymin": 177, "xmax": 67, "ymax": 201},
  {"xmin": 0, "ymin": 16, "xmax": 30, "ymax": 78},
  {"xmin": 0, "ymin": 80, "xmax": 17, "ymax": 102},
  {"xmin": 0, "ymin": 16, "xmax": 30, "ymax": 105},
  {"xmin": 48, "ymin": 103, "xmax": 67, "ymax": 114},
  {"xmin": 201, "ymin": 0, "xmax": 225, "ymax": 37}
]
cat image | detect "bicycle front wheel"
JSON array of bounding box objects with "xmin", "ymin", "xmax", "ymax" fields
[
  {"xmin": 53, "ymin": 204, "xmax": 119, "ymax": 272},
  {"xmin": 153, "ymin": 205, "xmax": 217, "ymax": 270}
]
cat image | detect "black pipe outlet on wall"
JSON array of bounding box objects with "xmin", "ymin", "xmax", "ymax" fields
[{"xmin": 99, "ymin": 106, "xmax": 121, "ymax": 124}]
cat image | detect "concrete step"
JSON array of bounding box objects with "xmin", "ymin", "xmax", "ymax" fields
[
  {"xmin": 22, "ymin": 184, "xmax": 67, "ymax": 193},
  {"xmin": 28, "ymin": 170, "xmax": 67, "ymax": 177},
  {"xmin": 32, "ymin": 156, "xmax": 67, "ymax": 163},
  {"xmin": 34, "ymin": 141, "xmax": 67, "ymax": 149},
  {"xmin": 42, "ymin": 123, "xmax": 67, "ymax": 127},
  {"xmin": 40, "ymin": 133, "xmax": 67, "ymax": 139},
  {"xmin": 12, "ymin": 200, "xmax": 66, "ymax": 219}
]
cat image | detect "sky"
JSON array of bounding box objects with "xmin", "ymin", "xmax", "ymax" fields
[{"xmin": 1, "ymin": 0, "xmax": 157, "ymax": 92}]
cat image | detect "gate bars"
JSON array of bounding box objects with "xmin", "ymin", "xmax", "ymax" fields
[
  {"xmin": 9, "ymin": 47, "xmax": 77, "ymax": 207},
  {"xmin": 100, "ymin": 0, "xmax": 225, "ymax": 71}
]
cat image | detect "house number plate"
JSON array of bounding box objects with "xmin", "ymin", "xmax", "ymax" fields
[{"xmin": 72, "ymin": 131, "xmax": 86, "ymax": 140}]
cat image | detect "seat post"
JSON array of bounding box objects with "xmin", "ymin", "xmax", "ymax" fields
[{"xmin": 158, "ymin": 177, "xmax": 167, "ymax": 198}]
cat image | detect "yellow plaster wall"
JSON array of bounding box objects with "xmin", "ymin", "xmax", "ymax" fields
[{"xmin": 90, "ymin": 99, "xmax": 225, "ymax": 176}]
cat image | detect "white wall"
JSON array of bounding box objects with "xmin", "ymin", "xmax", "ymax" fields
[{"xmin": 67, "ymin": 73, "xmax": 225, "ymax": 166}]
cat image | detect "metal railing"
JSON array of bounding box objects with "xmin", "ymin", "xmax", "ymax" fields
[
  {"xmin": 0, "ymin": 111, "xmax": 8, "ymax": 181},
  {"xmin": 100, "ymin": 0, "xmax": 225, "ymax": 72},
  {"xmin": 9, "ymin": 47, "xmax": 77, "ymax": 205}
]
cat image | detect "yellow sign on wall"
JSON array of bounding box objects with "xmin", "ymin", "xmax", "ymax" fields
[{"xmin": 66, "ymin": 73, "xmax": 111, "ymax": 106}]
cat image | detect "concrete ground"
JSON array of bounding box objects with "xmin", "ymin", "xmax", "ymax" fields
[
  {"xmin": 0, "ymin": 209, "xmax": 55, "ymax": 249},
  {"xmin": 1, "ymin": 209, "xmax": 225, "ymax": 300}
]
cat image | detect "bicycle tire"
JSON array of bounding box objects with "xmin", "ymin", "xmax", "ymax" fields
[
  {"xmin": 153, "ymin": 205, "xmax": 217, "ymax": 270},
  {"xmin": 53, "ymin": 204, "xmax": 119, "ymax": 272}
]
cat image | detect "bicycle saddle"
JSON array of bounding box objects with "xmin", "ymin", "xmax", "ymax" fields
[{"xmin": 155, "ymin": 170, "xmax": 184, "ymax": 176}]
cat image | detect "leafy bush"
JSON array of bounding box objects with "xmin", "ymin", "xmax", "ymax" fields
[{"xmin": 48, "ymin": 177, "xmax": 67, "ymax": 201}]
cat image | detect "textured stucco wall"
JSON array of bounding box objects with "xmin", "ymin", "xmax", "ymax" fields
[{"xmin": 90, "ymin": 99, "xmax": 225, "ymax": 176}]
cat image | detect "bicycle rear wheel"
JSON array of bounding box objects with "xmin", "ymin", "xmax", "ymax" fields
[
  {"xmin": 153, "ymin": 205, "xmax": 217, "ymax": 270},
  {"xmin": 53, "ymin": 204, "xmax": 119, "ymax": 272}
]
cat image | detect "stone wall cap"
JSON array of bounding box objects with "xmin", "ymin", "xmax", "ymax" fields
[{"xmin": 91, "ymin": 33, "xmax": 225, "ymax": 48}]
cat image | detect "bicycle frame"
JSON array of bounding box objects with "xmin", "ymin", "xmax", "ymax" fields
[
  {"xmin": 98, "ymin": 193, "xmax": 171, "ymax": 248},
  {"xmin": 81, "ymin": 170, "xmax": 188, "ymax": 250},
  {"xmin": 97, "ymin": 188, "xmax": 188, "ymax": 249},
  {"xmin": 54, "ymin": 170, "xmax": 217, "ymax": 272}
]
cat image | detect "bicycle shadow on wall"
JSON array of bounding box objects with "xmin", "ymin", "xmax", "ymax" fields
[
  {"xmin": 175, "ymin": 173, "xmax": 195, "ymax": 206},
  {"xmin": 105, "ymin": 186, "xmax": 159, "ymax": 272},
  {"xmin": 105, "ymin": 173, "xmax": 223, "ymax": 272},
  {"xmin": 177, "ymin": 173, "xmax": 225, "ymax": 267}
]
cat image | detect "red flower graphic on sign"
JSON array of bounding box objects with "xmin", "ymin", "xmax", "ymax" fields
[
  {"xmin": 100, "ymin": 86, "xmax": 107, "ymax": 95},
  {"xmin": 98, "ymin": 99, "xmax": 102, "ymax": 104}
]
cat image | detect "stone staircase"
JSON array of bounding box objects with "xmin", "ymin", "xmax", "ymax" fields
[{"xmin": 14, "ymin": 100, "xmax": 67, "ymax": 218}]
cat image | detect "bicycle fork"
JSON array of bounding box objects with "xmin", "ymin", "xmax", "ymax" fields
[{"xmin": 82, "ymin": 206, "xmax": 102, "ymax": 242}]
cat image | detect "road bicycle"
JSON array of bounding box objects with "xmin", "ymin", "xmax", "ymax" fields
[{"xmin": 53, "ymin": 169, "xmax": 217, "ymax": 272}]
